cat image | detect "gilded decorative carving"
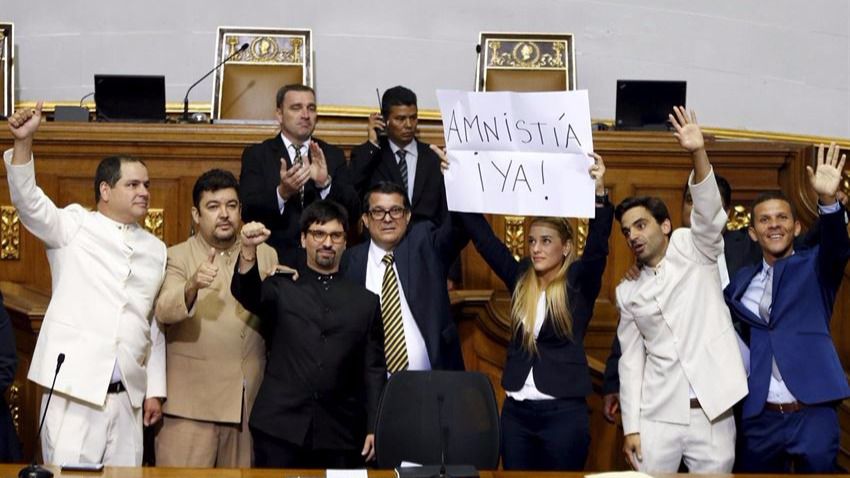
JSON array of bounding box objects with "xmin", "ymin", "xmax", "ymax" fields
[
  {"xmin": 503, "ymin": 216, "xmax": 526, "ymax": 261},
  {"xmin": 727, "ymin": 205, "xmax": 750, "ymax": 231},
  {"xmin": 224, "ymin": 34, "xmax": 305, "ymax": 64},
  {"xmin": 144, "ymin": 209, "xmax": 165, "ymax": 241},
  {"xmin": 1, "ymin": 205, "xmax": 20, "ymax": 260},
  {"xmin": 486, "ymin": 39, "xmax": 568, "ymax": 69},
  {"xmin": 8, "ymin": 382, "xmax": 19, "ymax": 435},
  {"xmin": 575, "ymin": 218, "xmax": 589, "ymax": 256},
  {"xmin": 840, "ymin": 169, "xmax": 850, "ymax": 201}
]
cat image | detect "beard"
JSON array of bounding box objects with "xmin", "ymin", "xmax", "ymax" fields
[{"xmin": 314, "ymin": 248, "xmax": 337, "ymax": 268}]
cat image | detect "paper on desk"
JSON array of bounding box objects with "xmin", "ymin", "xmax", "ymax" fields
[
  {"xmin": 327, "ymin": 469, "xmax": 368, "ymax": 478},
  {"xmin": 586, "ymin": 472, "xmax": 655, "ymax": 478}
]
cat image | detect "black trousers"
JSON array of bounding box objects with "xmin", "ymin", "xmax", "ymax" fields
[
  {"xmin": 252, "ymin": 427, "xmax": 364, "ymax": 469},
  {"xmin": 500, "ymin": 396, "xmax": 590, "ymax": 471}
]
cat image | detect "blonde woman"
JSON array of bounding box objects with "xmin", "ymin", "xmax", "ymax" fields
[{"xmin": 459, "ymin": 153, "xmax": 612, "ymax": 470}]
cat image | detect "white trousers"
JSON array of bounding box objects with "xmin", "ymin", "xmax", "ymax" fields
[
  {"xmin": 40, "ymin": 390, "xmax": 142, "ymax": 466},
  {"xmin": 637, "ymin": 408, "xmax": 735, "ymax": 473}
]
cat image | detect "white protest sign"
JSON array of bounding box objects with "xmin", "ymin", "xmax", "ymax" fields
[{"xmin": 437, "ymin": 89, "xmax": 595, "ymax": 217}]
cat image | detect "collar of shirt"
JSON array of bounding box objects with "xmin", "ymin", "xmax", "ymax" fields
[
  {"xmin": 301, "ymin": 266, "xmax": 336, "ymax": 284},
  {"xmin": 280, "ymin": 133, "xmax": 312, "ymax": 158},
  {"xmin": 95, "ymin": 211, "xmax": 138, "ymax": 233},
  {"xmin": 388, "ymin": 139, "xmax": 418, "ymax": 162},
  {"xmin": 192, "ymin": 233, "xmax": 240, "ymax": 262},
  {"xmin": 759, "ymin": 250, "xmax": 795, "ymax": 279},
  {"xmin": 368, "ymin": 239, "xmax": 394, "ymax": 269}
]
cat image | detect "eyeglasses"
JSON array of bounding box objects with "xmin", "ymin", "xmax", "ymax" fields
[
  {"xmin": 306, "ymin": 229, "xmax": 346, "ymax": 243},
  {"xmin": 367, "ymin": 206, "xmax": 407, "ymax": 221}
]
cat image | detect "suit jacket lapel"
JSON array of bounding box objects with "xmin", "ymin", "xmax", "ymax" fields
[
  {"xmin": 731, "ymin": 264, "xmax": 766, "ymax": 327},
  {"xmin": 381, "ymin": 145, "xmax": 405, "ymax": 186},
  {"xmin": 410, "ymin": 141, "xmax": 430, "ymax": 208},
  {"xmin": 393, "ymin": 238, "xmax": 413, "ymax": 310}
]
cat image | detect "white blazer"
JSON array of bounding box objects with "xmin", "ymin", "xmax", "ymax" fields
[
  {"xmin": 616, "ymin": 169, "xmax": 748, "ymax": 435},
  {"xmin": 4, "ymin": 151, "xmax": 166, "ymax": 408}
]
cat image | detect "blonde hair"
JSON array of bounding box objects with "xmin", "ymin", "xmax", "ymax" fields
[{"xmin": 510, "ymin": 217, "xmax": 576, "ymax": 354}]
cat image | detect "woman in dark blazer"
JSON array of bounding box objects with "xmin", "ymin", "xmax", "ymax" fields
[{"xmin": 461, "ymin": 153, "xmax": 612, "ymax": 470}]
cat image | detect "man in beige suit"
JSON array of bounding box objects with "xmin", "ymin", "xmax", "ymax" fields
[
  {"xmin": 155, "ymin": 169, "xmax": 278, "ymax": 467},
  {"xmin": 614, "ymin": 107, "xmax": 748, "ymax": 473}
]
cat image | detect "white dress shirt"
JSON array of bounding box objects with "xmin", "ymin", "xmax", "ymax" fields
[
  {"xmin": 388, "ymin": 139, "xmax": 418, "ymax": 202},
  {"xmin": 505, "ymin": 292, "xmax": 556, "ymax": 401},
  {"xmin": 365, "ymin": 240, "xmax": 430, "ymax": 372}
]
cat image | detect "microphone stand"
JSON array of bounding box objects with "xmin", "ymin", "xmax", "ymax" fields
[
  {"xmin": 19, "ymin": 353, "xmax": 65, "ymax": 478},
  {"xmin": 182, "ymin": 43, "xmax": 248, "ymax": 122}
]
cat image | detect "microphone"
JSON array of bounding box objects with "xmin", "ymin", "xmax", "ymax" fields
[
  {"xmin": 182, "ymin": 43, "xmax": 248, "ymax": 122},
  {"xmin": 435, "ymin": 394, "xmax": 449, "ymax": 478},
  {"xmin": 19, "ymin": 353, "xmax": 65, "ymax": 478}
]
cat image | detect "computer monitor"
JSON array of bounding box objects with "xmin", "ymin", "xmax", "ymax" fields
[
  {"xmin": 615, "ymin": 80, "xmax": 686, "ymax": 131},
  {"xmin": 94, "ymin": 74, "xmax": 166, "ymax": 122}
]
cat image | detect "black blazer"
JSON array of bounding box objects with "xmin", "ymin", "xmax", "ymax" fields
[
  {"xmin": 349, "ymin": 138, "xmax": 448, "ymax": 225},
  {"xmin": 340, "ymin": 217, "xmax": 467, "ymax": 371},
  {"xmin": 240, "ymin": 135, "xmax": 360, "ymax": 265},
  {"xmin": 461, "ymin": 200, "xmax": 614, "ymax": 398},
  {"xmin": 231, "ymin": 263, "xmax": 386, "ymax": 450},
  {"xmin": 0, "ymin": 291, "xmax": 20, "ymax": 461}
]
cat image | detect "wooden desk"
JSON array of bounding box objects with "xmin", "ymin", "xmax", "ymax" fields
[{"xmin": 0, "ymin": 465, "xmax": 826, "ymax": 478}]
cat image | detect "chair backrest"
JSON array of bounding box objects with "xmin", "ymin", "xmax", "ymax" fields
[
  {"xmin": 375, "ymin": 370, "xmax": 500, "ymax": 470},
  {"xmin": 475, "ymin": 32, "xmax": 575, "ymax": 92},
  {"xmin": 211, "ymin": 26, "xmax": 312, "ymax": 121}
]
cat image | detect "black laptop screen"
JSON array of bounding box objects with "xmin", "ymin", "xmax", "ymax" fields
[{"xmin": 94, "ymin": 74, "xmax": 166, "ymax": 122}]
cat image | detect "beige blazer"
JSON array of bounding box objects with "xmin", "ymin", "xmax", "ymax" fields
[
  {"xmin": 5, "ymin": 151, "xmax": 167, "ymax": 408},
  {"xmin": 155, "ymin": 234, "xmax": 277, "ymax": 423},
  {"xmin": 616, "ymin": 169, "xmax": 748, "ymax": 435}
]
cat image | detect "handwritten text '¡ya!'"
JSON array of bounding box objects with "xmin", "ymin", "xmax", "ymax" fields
[
  {"xmin": 476, "ymin": 156, "xmax": 547, "ymax": 196},
  {"xmin": 446, "ymin": 110, "xmax": 582, "ymax": 149}
]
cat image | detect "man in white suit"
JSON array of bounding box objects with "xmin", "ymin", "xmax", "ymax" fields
[
  {"xmin": 614, "ymin": 107, "xmax": 748, "ymax": 473},
  {"xmin": 5, "ymin": 103, "xmax": 166, "ymax": 466}
]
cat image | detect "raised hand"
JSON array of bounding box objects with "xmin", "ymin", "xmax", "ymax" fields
[
  {"xmin": 430, "ymin": 144, "xmax": 449, "ymax": 174},
  {"xmin": 278, "ymin": 156, "xmax": 310, "ymax": 200},
  {"xmin": 241, "ymin": 221, "xmax": 271, "ymax": 248},
  {"xmin": 308, "ymin": 142, "xmax": 330, "ymax": 188},
  {"xmin": 588, "ymin": 152, "xmax": 606, "ymax": 195},
  {"xmin": 806, "ymin": 142, "xmax": 846, "ymax": 204},
  {"xmin": 8, "ymin": 101, "xmax": 43, "ymax": 141},
  {"xmin": 367, "ymin": 112, "xmax": 386, "ymax": 145},
  {"xmin": 190, "ymin": 248, "xmax": 219, "ymax": 291},
  {"xmin": 669, "ymin": 106, "xmax": 704, "ymax": 153}
]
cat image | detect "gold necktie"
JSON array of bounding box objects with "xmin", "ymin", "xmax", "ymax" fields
[{"xmin": 381, "ymin": 253, "xmax": 408, "ymax": 373}]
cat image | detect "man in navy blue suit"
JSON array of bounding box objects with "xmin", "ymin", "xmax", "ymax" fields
[
  {"xmin": 725, "ymin": 143, "xmax": 850, "ymax": 472},
  {"xmin": 340, "ymin": 181, "xmax": 466, "ymax": 373}
]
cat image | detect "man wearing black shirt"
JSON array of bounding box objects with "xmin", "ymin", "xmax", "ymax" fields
[{"xmin": 231, "ymin": 200, "xmax": 386, "ymax": 468}]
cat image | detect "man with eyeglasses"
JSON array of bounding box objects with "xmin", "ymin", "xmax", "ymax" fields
[
  {"xmin": 340, "ymin": 181, "xmax": 467, "ymax": 373},
  {"xmin": 231, "ymin": 200, "xmax": 386, "ymax": 468}
]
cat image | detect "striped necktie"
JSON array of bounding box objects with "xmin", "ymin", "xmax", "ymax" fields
[
  {"xmin": 381, "ymin": 253, "xmax": 408, "ymax": 373},
  {"xmin": 396, "ymin": 149, "xmax": 409, "ymax": 193},
  {"xmin": 291, "ymin": 143, "xmax": 305, "ymax": 208}
]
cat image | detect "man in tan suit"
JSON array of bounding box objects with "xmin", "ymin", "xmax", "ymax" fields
[
  {"xmin": 155, "ymin": 169, "xmax": 278, "ymax": 467},
  {"xmin": 614, "ymin": 107, "xmax": 748, "ymax": 473}
]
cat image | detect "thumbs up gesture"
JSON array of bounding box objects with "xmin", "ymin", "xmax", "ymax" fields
[{"xmin": 189, "ymin": 247, "xmax": 219, "ymax": 291}]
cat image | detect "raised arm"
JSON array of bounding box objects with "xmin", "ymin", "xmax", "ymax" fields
[
  {"xmin": 808, "ymin": 143, "xmax": 850, "ymax": 291},
  {"xmin": 568, "ymin": 153, "xmax": 614, "ymax": 308},
  {"xmin": 669, "ymin": 107, "xmax": 726, "ymax": 261},
  {"xmin": 5, "ymin": 102, "xmax": 85, "ymax": 249}
]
